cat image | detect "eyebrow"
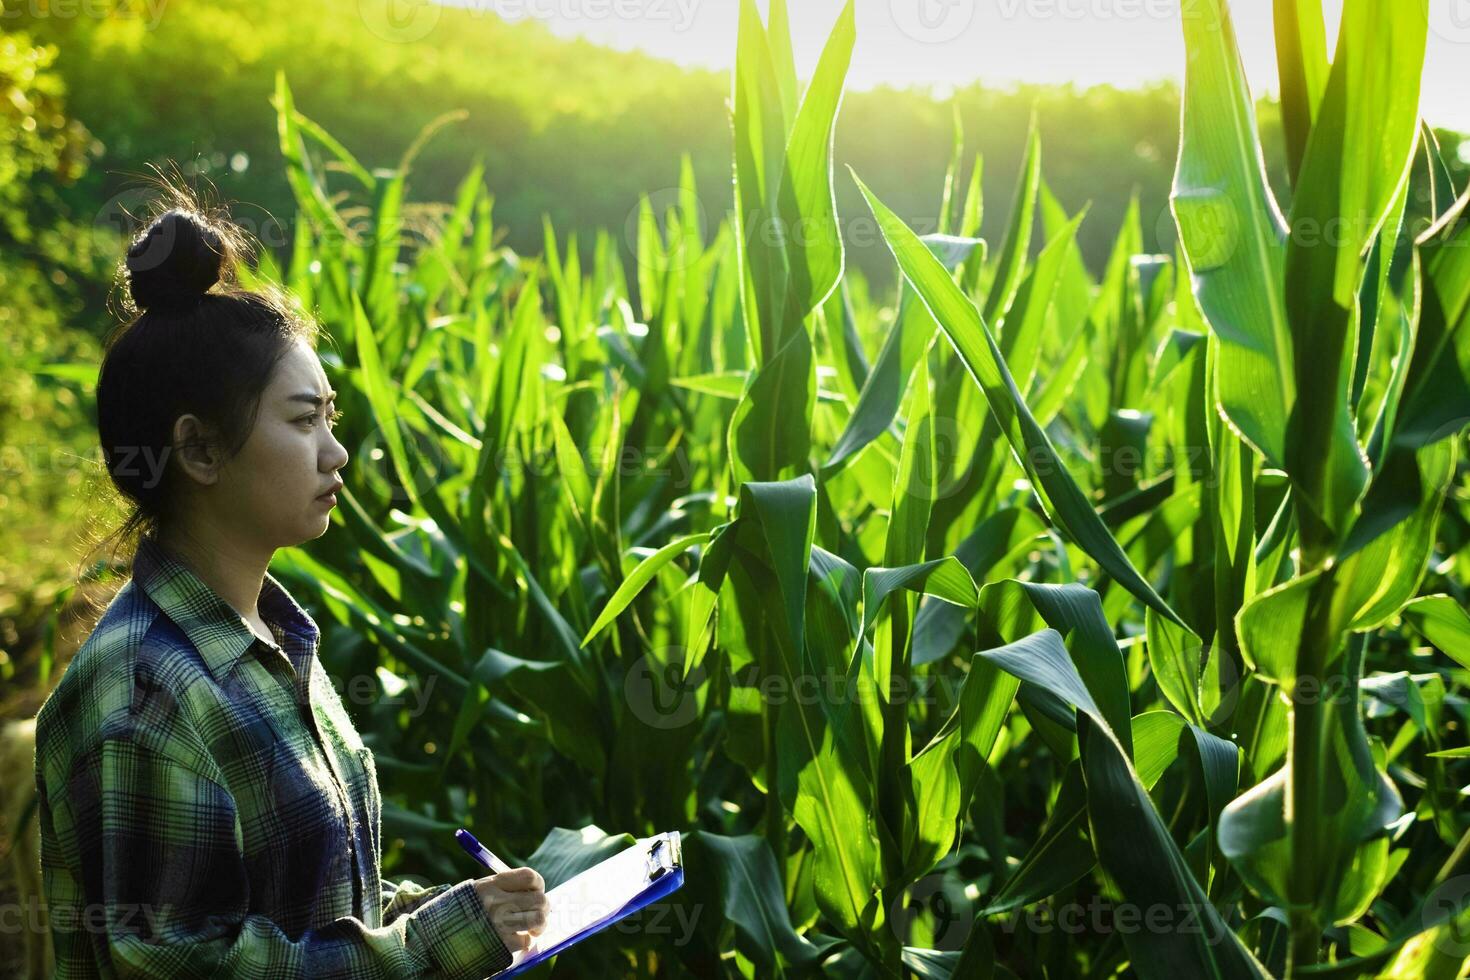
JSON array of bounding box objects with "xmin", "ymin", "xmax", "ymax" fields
[{"xmin": 287, "ymin": 390, "xmax": 338, "ymax": 408}]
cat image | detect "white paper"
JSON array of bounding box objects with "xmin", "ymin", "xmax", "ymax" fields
[{"xmin": 506, "ymin": 835, "xmax": 664, "ymax": 967}]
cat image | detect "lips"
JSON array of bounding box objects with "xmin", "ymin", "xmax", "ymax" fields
[{"xmin": 317, "ymin": 481, "xmax": 343, "ymax": 500}]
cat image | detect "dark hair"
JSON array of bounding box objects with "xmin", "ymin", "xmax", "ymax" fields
[{"xmin": 89, "ymin": 179, "xmax": 320, "ymax": 562}]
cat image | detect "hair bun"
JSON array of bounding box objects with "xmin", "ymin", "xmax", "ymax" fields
[{"xmin": 125, "ymin": 209, "xmax": 231, "ymax": 312}]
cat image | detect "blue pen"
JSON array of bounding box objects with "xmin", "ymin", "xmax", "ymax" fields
[{"xmin": 455, "ymin": 828, "xmax": 514, "ymax": 875}]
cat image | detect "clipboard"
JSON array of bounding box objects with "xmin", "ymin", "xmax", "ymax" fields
[{"xmin": 491, "ymin": 831, "xmax": 685, "ymax": 978}]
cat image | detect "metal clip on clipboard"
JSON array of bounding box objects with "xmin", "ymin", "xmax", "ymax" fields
[{"xmin": 645, "ymin": 833, "xmax": 679, "ymax": 882}]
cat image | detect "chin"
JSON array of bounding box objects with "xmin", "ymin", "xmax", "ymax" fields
[{"xmin": 283, "ymin": 515, "xmax": 333, "ymax": 546}]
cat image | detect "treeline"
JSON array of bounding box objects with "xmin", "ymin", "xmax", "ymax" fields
[{"xmin": 23, "ymin": 0, "xmax": 1455, "ymax": 293}]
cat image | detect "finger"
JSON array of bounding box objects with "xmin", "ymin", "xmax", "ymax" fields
[
  {"xmin": 485, "ymin": 888, "xmax": 546, "ymax": 916},
  {"xmin": 491, "ymin": 867, "xmax": 543, "ymax": 891},
  {"xmin": 506, "ymin": 890, "xmax": 550, "ymax": 912},
  {"xmin": 494, "ymin": 921, "xmax": 535, "ymax": 952},
  {"xmin": 487, "ymin": 901, "xmax": 547, "ymax": 932},
  {"xmin": 498, "ymin": 907, "xmax": 549, "ymax": 933}
]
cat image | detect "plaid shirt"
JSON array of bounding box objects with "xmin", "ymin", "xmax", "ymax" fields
[{"xmin": 33, "ymin": 534, "xmax": 513, "ymax": 979}]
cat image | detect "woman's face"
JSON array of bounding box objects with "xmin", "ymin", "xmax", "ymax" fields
[{"xmin": 205, "ymin": 340, "xmax": 350, "ymax": 549}]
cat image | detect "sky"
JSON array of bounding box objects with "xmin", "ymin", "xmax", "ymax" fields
[{"xmin": 464, "ymin": 0, "xmax": 1470, "ymax": 132}]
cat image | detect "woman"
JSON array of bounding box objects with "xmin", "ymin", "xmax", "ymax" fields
[{"xmin": 32, "ymin": 192, "xmax": 548, "ymax": 978}]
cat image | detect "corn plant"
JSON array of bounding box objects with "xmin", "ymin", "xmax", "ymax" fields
[{"xmin": 221, "ymin": 0, "xmax": 1470, "ymax": 976}]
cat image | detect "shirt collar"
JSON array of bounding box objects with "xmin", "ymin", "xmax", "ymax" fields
[{"xmin": 132, "ymin": 534, "xmax": 321, "ymax": 683}]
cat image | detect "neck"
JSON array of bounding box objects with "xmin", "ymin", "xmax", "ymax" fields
[{"xmin": 156, "ymin": 520, "xmax": 273, "ymax": 623}]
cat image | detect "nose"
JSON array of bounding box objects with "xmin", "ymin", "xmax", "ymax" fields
[{"xmin": 324, "ymin": 429, "xmax": 349, "ymax": 473}]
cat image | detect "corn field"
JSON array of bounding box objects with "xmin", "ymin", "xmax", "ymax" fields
[{"xmin": 162, "ymin": 0, "xmax": 1470, "ymax": 976}]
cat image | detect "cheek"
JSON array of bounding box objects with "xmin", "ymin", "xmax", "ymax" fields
[{"xmin": 233, "ymin": 426, "xmax": 318, "ymax": 499}]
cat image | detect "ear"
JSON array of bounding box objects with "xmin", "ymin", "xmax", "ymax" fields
[{"xmin": 171, "ymin": 413, "xmax": 223, "ymax": 486}]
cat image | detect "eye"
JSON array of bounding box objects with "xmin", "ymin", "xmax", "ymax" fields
[{"xmin": 298, "ymin": 408, "xmax": 343, "ymax": 429}]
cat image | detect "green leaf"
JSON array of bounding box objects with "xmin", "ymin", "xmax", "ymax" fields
[
  {"xmin": 713, "ymin": 479, "xmax": 885, "ymax": 942},
  {"xmin": 977, "ymin": 579, "xmax": 1134, "ymax": 755},
  {"xmin": 363, "ymin": 168, "xmax": 405, "ymax": 354},
  {"xmin": 1236, "ymin": 566, "xmax": 1323, "ymax": 685},
  {"xmin": 448, "ymin": 647, "xmax": 604, "ymax": 774},
  {"xmin": 1226, "ymin": 580, "xmax": 1404, "ymax": 925},
  {"xmin": 731, "ymin": 0, "xmax": 791, "ymax": 361},
  {"xmin": 273, "ymin": 72, "xmax": 354, "ymax": 248},
  {"xmin": 773, "ymin": 0, "xmax": 855, "ymax": 333},
  {"xmin": 352, "ymin": 292, "xmax": 420, "ymax": 511},
  {"xmin": 1146, "ymin": 608, "xmax": 1207, "ymax": 726},
  {"xmin": 691, "ymin": 833, "xmax": 837, "ymax": 971},
  {"xmin": 1394, "ymin": 189, "xmax": 1470, "ymax": 447},
  {"xmin": 729, "ymin": 323, "xmax": 816, "ymax": 483},
  {"xmin": 1401, "ymin": 595, "xmax": 1470, "ymax": 669},
  {"xmin": 1338, "ymin": 439, "xmax": 1457, "ymax": 630},
  {"xmin": 859, "ymin": 558, "xmax": 978, "ymax": 641},
  {"xmin": 581, "ymin": 533, "xmax": 710, "ymax": 646},
  {"xmin": 982, "ymin": 629, "xmax": 1269, "ymax": 978},
  {"xmin": 912, "ymin": 508, "xmax": 1049, "ymax": 666},
  {"xmin": 981, "ymin": 114, "xmax": 1040, "ymax": 324},
  {"xmin": 764, "ymin": 0, "xmax": 798, "ymax": 122},
  {"xmin": 1172, "ymin": 0, "xmax": 1293, "ymax": 467},
  {"xmin": 823, "ymin": 287, "xmax": 935, "ymax": 471},
  {"xmin": 1282, "ymin": 0, "xmax": 1428, "ymax": 543},
  {"xmin": 853, "ymin": 172, "xmax": 1184, "ymax": 626},
  {"xmin": 995, "ymin": 211, "xmax": 1087, "ymax": 397},
  {"xmin": 1272, "ymin": 0, "xmax": 1329, "ymax": 186},
  {"xmin": 903, "ymin": 651, "xmax": 1017, "ymax": 880},
  {"xmin": 669, "ymin": 371, "xmax": 749, "ymax": 400},
  {"xmin": 28, "ymin": 362, "xmax": 98, "ymax": 386}
]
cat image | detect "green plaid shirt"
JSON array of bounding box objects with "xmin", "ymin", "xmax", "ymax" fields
[{"xmin": 33, "ymin": 534, "xmax": 513, "ymax": 979}]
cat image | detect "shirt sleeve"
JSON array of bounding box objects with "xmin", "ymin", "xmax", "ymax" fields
[
  {"xmin": 46, "ymin": 730, "xmax": 514, "ymax": 980},
  {"xmin": 382, "ymin": 878, "xmax": 455, "ymax": 926}
]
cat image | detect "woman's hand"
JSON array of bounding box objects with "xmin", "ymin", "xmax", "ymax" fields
[{"xmin": 473, "ymin": 867, "xmax": 550, "ymax": 953}]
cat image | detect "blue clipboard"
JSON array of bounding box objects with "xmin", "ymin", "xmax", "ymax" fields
[{"xmin": 492, "ymin": 831, "xmax": 685, "ymax": 978}]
